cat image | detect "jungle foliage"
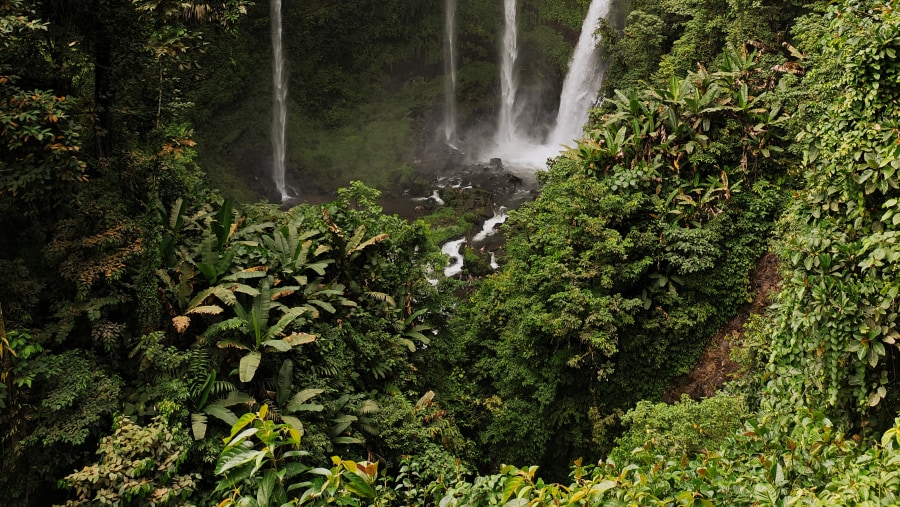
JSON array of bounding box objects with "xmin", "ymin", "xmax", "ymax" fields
[
  {"xmin": 4, "ymin": 0, "xmax": 900, "ymax": 505},
  {"xmin": 443, "ymin": 36, "xmax": 793, "ymax": 476}
]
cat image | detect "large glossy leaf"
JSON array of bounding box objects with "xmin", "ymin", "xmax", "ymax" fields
[
  {"xmin": 228, "ymin": 427, "xmax": 260, "ymax": 448},
  {"xmin": 262, "ymin": 339, "xmax": 291, "ymax": 352},
  {"xmin": 215, "ymin": 441, "xmax": 259, "ymax": 475},
  {"xmin": 257, "ymin": 470, "xmax": 276, "ymax": 506},
  {"xmin": 229, "ymin": 412, "xmax": 257, "ymax": 440},
  {"xmin": 281, "ymin": 415, "xmax": 305, "ymax": 436},
  {"xmin": 204, "ymin": 405, "xmax": 238, "ymax": 427},
  {"xmin": 287, "ymin": 388, "xmax": 324, "ymax": 412},
  {"xmin": 330, "ymin": 414, "xmax": 357, "ymax": 436},
  {"xmin": 191, "ymin": 413, "xmax": 207, "ymax": 440},
  {"xmin": 239, "ymin": 351, "xmax": 262, "ymax": 382},
  {"xmin": 342, "ymin": 470, "xmax": 376, "ymax": 498},
  {"xmin": 264, "ymin": 307, "xmax": 310, "ymax": 341},
  {"xmin": 284, "ymin": 332, "xmax": 316, "ymax": 346},
  {"xmin": 276, "ymin": 360, "xmax": 293, "ymax": 406}
]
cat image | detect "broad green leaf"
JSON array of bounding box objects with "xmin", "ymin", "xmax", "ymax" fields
[
  {"xmin": 228, "ymin": 427, "xmax": 260, "ymax": 448},
  {"xmin": 191, "ymin": 413, "xmax": 208, "ymax": 440},
  {"xmin": 205, "ymin": 405, "xmax": 239, "ymax": 427},
  {"xmin": 262, "ymin": 339, "xmax": 291, "ymax": 352},
  {"xmin": 287, "ymin": 389, "xmax": 325, "ymax": 412},
  {"xmin": 332, "ymin": 436, "xmax": 364, "ymax": 445},
  {"xmin": 216, "ymin": 445, "xmax": 262, "ymax": 475},
  {"xmin": 284, "ymin": 333, "xmax": 317, "ymax": 346},
  {"xmin": 281, "ymin": 415, "xmax": 305, "ymax": 436},
  {"xmin": 240, "ymin": 351, "xmax": 262, "ymax": 382},
  {"xmin": 342, "ymin": 470, "xmax": 376, "ymax": 499},
  {"xmin": 264, "ymin": 308, "xmax": 309, "ymax": 341},
  {"xmin": 276, "ymin": 360, "xmax": 293, "ymax": 406},
  {"xmin": 502, "ymin": 476, "xmax": 523, "ymax": 503},
  {"xmin": 257, "ymin": 470, "xmax": 276, "ymax": 506},
  {"xmin": 229, "ymin": 412, "xmax": 257, "ymax": 440},
  {"xmin": 217, "ymin": 339, "xmax": 251, "ymax": 351}
]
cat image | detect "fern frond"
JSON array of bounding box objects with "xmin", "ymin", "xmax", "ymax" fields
[
  {"xmin": 186, "ymin": 305, "xmax": 223, "ymax": 315},
  {"xmin": 365, "ymin": 291, "xmax": 396, "ymax": 307},
  {"xmin": 212, "ymin": 380, "xmax": 236, "ymax": 397},
  {"xmin": 202, "ymin": 317, "xmax": 245, "ymax": 338},
  {"xmin": 357, "ymin": 399, "xmax": 380, "ymax": 415}
]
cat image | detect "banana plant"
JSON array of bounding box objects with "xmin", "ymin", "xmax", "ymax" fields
[
  {"xmin": 393, "ymin": 307, "xmax": 432, "ymax": 353},
  {"xmin": 327, "ymin": 394, "xmax": 380, "ymax": 447},
  {"xmin": 270, "ymin": 359, "xmax": 325, "ymax": 437},
  {"xmin": 186, "ymin": 275, "xmax": 318, "ymax": 382},
  {"xmin": 260, "ymin": 220, "xmax": 334, "ymax": 277}
]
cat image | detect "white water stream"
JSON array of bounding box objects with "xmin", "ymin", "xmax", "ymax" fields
[
  {"xmin": 441, "ymin": 208, "xmax": 508, "ymax": 277},
  {"xmin": 472, "ymin": 208, "xmax": 508, "ymax": 242},
  {"xmin": 442, "ymin": 238, "xmax": 467, "ymax": 277}
]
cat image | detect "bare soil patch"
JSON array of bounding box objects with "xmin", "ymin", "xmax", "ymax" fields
[{"xmin": 663, "ymin": 253, "xmax": 781, "ymax": 402}]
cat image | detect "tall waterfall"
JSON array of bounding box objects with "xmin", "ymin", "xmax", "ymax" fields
[
  {"xmin": 271, "ymin": 0, "xmax": 289, "ymax": 201},
  {"xmin": 443, "ymin": 0, "xmax": 459, "ymax": 147},
  {"xmin": 482, "ymin": 0, "xmax": 613, "ymax": 169},
  {"xmin": 496, "ymin": 0, "xmax": 520, "ymax": 146},
  {"xmin": 546, "ymin": 0, "xmax": 612, "ymax": 148}
]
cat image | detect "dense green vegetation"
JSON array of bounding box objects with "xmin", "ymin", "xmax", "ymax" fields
[{"xmin": 3, "ymin": 0, "xmax": 900, "ymax": 505}]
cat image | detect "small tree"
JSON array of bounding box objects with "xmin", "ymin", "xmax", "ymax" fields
[{"xmin": 60, "ymin": 414, "xmax": 198, "ymax": 506}]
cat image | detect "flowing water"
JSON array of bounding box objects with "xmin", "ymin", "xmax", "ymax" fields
[
  {"xmin": 496, "ymin": 0, "xmax": 520, "ymax": 147},
  {"xmin": 442, "ymin": 238, "xmax": 467, "ymax": 277},
  {"xmin": 546, "ymin": 0, "xmax": 612, "ymax": 148},
  {"xmin": 271, "ymin": 0, "xmax": 289, "ymax": 201},
  {"xmin": 443, "ymin": 0, "xmax": 459, "ymax": 147},
  {"xmin": 472, "ymin": 208, "xmax": 508, "ymax": 242},
  {"xmin": 483, "ymin": 0, "xmax": 613, "ymax": 170}
]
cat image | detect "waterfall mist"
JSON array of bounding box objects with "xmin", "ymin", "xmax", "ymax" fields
[{"xmin": 461, "ymin": 0, "xmax": 615, "ymax": 171}]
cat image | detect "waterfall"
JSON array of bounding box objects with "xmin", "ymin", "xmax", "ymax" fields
[
  {"xmin": 271, "ymin": 0, "xmax": 289, "ymax": 202},
  {"xmin": 546, "ymin": 0, "xmax": 612, "ymax": 148},
  {"xmin": 496, "ymin": 0, "xmax": 520, "ymax": 146},
  {"xmin": 443, "ymin": 0, "xmax": 459, "ymax": 148},
  {"xmin": 482, "ymin": 0, "xmax": 613, "ymax": 170}
]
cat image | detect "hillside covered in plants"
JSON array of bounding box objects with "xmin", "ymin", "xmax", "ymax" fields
[{"xmin": 2, "ymin": 0, "xmax": 900, "ymax": 505}]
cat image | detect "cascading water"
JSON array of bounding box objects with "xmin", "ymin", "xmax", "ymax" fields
[
  {"xmin": 271, "ymin": 0, "xmax": 289, "ymax": 202},
  {"xmin": 483, "ymin": 0, "xmax": 613, "ymax": 170},
  {"xmin": 496, "ymin": 0, "xmax": 521, "ymax": 147},
  {"xmin": 546, "ymin": 0, "xmax": 612, "ymax": 148},
  {"xmin": 443, "ymin": 0, "xmax": 459, "ymax": 148}
]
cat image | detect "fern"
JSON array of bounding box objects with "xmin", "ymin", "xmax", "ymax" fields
[
  {"xmin": 202, "ymin": 317, "xmax": 245, "ymax": 339},
  {"xmin": 365, "ymin": 291, "xmax": 396, "ymax": 308}
]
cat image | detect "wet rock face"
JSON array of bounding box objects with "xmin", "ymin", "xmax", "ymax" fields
[{"xmin": 380, "ymin": 156, "xmax": 540, "ymax": 222}]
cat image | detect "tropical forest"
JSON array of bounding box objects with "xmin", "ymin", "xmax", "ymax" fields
[{"xmin": 3, "ymin": 0, "xmax": 900, "ymax": 504}]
